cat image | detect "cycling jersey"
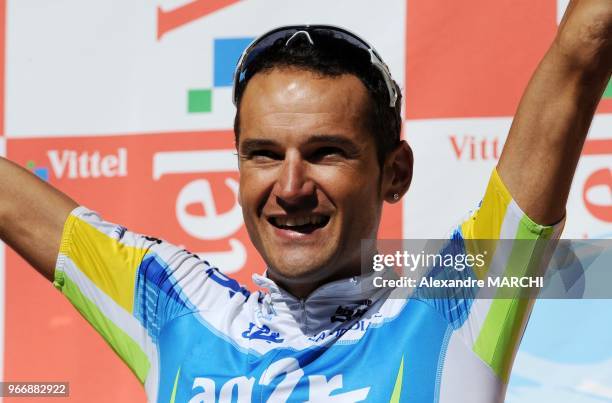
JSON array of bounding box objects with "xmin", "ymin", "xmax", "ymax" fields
[{"xmin": 53, "ymin": 168, "xmax": 563, "ymax": 402}]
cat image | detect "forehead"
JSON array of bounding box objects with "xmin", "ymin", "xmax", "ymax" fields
[{"xmin": 238, "ymin": 68, "xmax": 373, "ymax": 144}]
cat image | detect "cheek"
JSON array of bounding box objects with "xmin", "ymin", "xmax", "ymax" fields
[
  {"xmin": 238, "ymin": 173, "xmax": 256, "ymax": 212},
  {"xmin": 322, "ymin": 165, "xmax": 379, "ymax": 198},
  {"xmin": 239, "ymin": 169, "xmax": 276, "ymax": 212},
  {"xmin": 330, "ymin": 170, "xmax": 381, "ymax": 226},
  {"xmin": 313, "ymin": 167, "xmax": 380, "ymax": 216}
]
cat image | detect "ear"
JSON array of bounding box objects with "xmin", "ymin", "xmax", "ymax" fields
[{"xmin": 381, "ymin": 141, "xmax": 413, "ymax": 203}]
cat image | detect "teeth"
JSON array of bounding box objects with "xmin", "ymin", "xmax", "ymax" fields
[{"xmin": 272, "ymin": 215, "xmax": 326, "ymax": 227}]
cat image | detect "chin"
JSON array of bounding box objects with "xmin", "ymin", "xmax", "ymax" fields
[{"xmin": 268, "ymin": 255, "xmax": 333, "ymax": 283}]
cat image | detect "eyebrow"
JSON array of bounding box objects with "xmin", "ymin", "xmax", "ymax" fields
[
  {"xmin": 304, "ymin": 135, "xmax": 360, "ymax": 153},
  {"xmin": 239, "ymin": 134, "xmax": 361, "ymax": 154},
  {"xmin": 239, "ymin": 139, "xmax": 278, "ymax": 155}
]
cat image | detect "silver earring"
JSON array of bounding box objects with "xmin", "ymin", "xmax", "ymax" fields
[{"xmin": 393, "ymin": 193, "xmax": 399, "ymax": 200}]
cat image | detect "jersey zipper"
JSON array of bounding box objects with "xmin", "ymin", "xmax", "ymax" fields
[{"xmin": 300, "ymin": 298, "xmax": 307, "ymax": 334}]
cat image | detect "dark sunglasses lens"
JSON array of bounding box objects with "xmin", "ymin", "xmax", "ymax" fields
[
  {"xmin": 234, "ymin": 26, "xmax": 380, "ymax": 105},
  {"xmin": 241, "ymin": 29, "xmax": 298, "ymax": 74},
  {"xmin": 240, "ymin": 27, "xmax": 370, "ymax": 77},
  {"xmin": 314, "ymin": 28, "xmax": 368, "ymax": 50}
]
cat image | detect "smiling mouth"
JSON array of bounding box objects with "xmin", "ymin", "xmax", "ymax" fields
[{"xmin": 268, "ymin": 215, "xmax": 331, "ymax": 234}]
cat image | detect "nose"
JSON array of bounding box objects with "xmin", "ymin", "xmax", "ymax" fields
[{"xmin": 273, "ymin": 151, "xmax": 316, "ymax": 205}]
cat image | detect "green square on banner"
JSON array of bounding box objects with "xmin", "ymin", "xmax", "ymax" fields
[
  {"xmin": 604, "ymin": 79, "xmax": 612, "ymax": 99},
  {"xmin": 188, "ymin": 89, "xmax": 212, "ymax": 113}
]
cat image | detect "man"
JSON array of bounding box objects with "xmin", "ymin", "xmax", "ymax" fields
[{"xmin": 0, "ymin": 1, "xmax": 610, "ymax": 402}]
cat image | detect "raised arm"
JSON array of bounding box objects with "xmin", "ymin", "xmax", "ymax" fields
[
  {"xmin": 0, "ymin": 156, "xmax": 77, "ymax": 281},
  {"xmin": 497, "ymin": 0, "xmax": 611, "ymax": 225}
]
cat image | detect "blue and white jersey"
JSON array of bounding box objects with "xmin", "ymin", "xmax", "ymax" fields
[{"xmin": 53, "ymin": 169, "xmax": 563, "ymax": 402}]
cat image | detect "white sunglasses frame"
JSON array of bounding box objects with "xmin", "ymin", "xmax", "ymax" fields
[{"xmin": 232, "ymin": 24, "xmax": 398, "ymax": 108}]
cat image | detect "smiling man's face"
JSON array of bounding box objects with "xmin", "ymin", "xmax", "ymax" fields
[{"xmin": 237, "ymin": 67, "xmax": 385, "ymax": 297}]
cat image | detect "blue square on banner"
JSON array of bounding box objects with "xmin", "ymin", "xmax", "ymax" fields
[
  {"xmin": 34, "ymin": 167, "xmax": 49, "ymax": 181},
  {"xmin": 214, "ymin": 38, "xmax": 254, "ymax": 87}
]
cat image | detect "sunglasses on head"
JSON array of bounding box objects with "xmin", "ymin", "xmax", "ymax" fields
[{"xmin": 232, "ymin": 24, "xmax": 398, "ymax": 108}]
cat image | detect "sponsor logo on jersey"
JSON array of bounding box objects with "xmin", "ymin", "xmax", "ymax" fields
[
  {"xmin": 186, "ymin": 357, "xmax": 370, "ymax": 402},
  {"xmin": 241, "ymin": 322, "xmax": 284, "ymax": 344},
  {"xmin": 331, "ymin": 299, "xmax": 372, "ymax": 323}
]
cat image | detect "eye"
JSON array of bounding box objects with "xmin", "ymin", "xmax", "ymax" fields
[
  {"xmin": 247, "ymin": 149, "xmax": 282, "ymax": 161},
  {"xmin": 309, "ymin": 146, "xmax": 347, "ymax": 162}
]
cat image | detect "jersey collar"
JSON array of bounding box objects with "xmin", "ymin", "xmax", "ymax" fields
[{"xmin": 252, "ymin": 269, "xmax": 394, "ymax": 304}]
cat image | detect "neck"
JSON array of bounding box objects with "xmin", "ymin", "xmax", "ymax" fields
[{"xmin": 267, "ymin": 258, "xmax": 377, "ymax": 299}]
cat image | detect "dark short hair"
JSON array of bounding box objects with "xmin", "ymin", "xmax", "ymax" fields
[{"xmin": 233, "ymin": 31, "xmax": 402, "ymax": 167}]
